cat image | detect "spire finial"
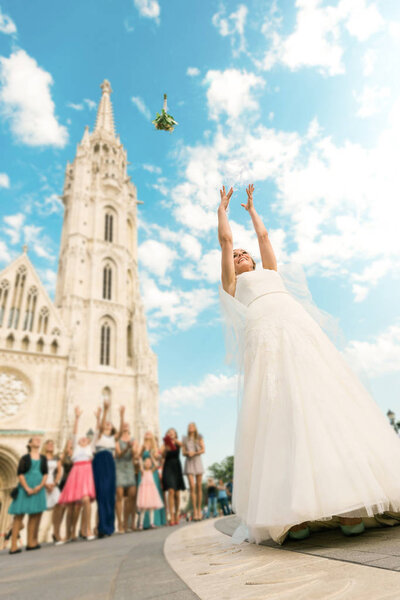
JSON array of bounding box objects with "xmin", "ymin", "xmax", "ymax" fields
[
  {"xmin": 22, "ymin": 244, "xmax": 28, "ymax": 254},
  {"xmin": 94, "ymin": 79, "xmax": 116, "ymax": 137}
]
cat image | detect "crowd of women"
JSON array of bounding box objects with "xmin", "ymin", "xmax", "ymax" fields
[{"xmin": 6, "ymin": 400, "xmax": 231, "ymax": 554}]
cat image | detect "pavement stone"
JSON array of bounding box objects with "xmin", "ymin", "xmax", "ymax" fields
[
  {"xmin": 216, "ymin": 515, "xmax": 400, "ymax": 572},
  {"xmin": 0, "ymin": 525, "xmax": 200, "ymax": 600},
  {"xmin": 165, "ymin": 517, "xmax": 400, "ymax": 600}
]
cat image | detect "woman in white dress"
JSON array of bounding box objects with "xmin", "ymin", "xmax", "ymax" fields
[{"xmin": 218, "ymin": 184, "xmax": 400, "ymax": 544}]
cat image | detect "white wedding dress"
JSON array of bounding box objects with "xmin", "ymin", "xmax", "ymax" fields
[{"xmin": 220, "ymin": 267, "xmax": 400, "ymax": 544}]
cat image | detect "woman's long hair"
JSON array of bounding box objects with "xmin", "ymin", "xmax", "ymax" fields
[
  {"xmin": 41, "ymin": 439, "xmax": 54, "ymax": 455},
  {"xmin": 60, "ymin": 439, "xmax": 72, "ymax": 463},
  {"xmin": 187, "ymin": 422, "xmax": 199, "ymax": 442},
  {"xmin": 142, "ymin": 431, "xmax": 158, "ymax": 454}
]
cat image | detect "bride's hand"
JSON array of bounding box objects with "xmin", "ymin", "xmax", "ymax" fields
[
  {"xmin": 241, "ymin": 184, "xmax": 255, "ymax": 211},
  {"xmin": 219, "ymin": 185, "xmax": 233, "ymax": 211}
]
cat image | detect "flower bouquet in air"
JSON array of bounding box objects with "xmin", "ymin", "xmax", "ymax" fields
[{"xmin": 152, "ymin": 94, "xmax": 178, "ymax": 132}]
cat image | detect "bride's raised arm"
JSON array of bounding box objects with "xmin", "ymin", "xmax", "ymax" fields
[
  {"xmin": 218, "ymin": 186, "xmax": 236, "ymax": 295},
  {"xmin": 242, "ymin": 184, "xmax": 277, "ymax": 271}
]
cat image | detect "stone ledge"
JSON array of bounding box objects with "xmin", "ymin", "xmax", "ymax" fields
[{"xmin": 164, "ymin": 517, "xmax": 400, "ymax": 600}]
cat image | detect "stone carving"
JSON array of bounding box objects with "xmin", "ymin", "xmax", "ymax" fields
[{"xmin": 0, "ymin": 371, "xmax": 29, "ymax": 417}]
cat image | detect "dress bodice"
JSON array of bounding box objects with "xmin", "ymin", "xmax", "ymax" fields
[
  {"xmin": 165, "ymin": 447, "xmax": 181, "ymax": 460},
  {"xmin": 116, "ymin": 439, "xmax": 134, "ymax": 462},
  {"xmin": 235, "ymin": 269, "xmax": 288, "ymax": 307},
  {"xmin": 96, "ymin": 433, "xmax": 116, "ymax": 455}
]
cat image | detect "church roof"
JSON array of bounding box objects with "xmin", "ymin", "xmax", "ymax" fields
[{"xmin": 0, "ymin": 249, "xmax": 68, "ymax": 346}]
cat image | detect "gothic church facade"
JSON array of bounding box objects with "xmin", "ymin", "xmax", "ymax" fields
[{"xmin": 0, "ymin": 81, "xmax": 159, "ymax": 537}]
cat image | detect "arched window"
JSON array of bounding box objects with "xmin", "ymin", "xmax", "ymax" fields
[
  {"xmin": 0, "ymin": 279, "xmax": 10, "ymax": 327},
  {"xmin": 37, "ymin": 307, "xmax": 49, "ymax": 335},
  {"xmin": 21, "ymin": 336, "xmax": 29, "ymax": 351},
  {"xmin": 6, "ymin": 333, "xmax": 14, "ymax": 349},
  {"xmin": 127, "ymin": 219, "xmax": 134, "ymax": 255},
  {"xmin": 127, "ymin": 270, "xmax": 133, "ymax": 305},
  {"xmin": 102, "ymin": 264, "xmax": 112, "ymax": 300},
  {"xmin": 100, "ymin": 321, "xmax": 111, "ymax": 365},
  {"xmin": 51, "ymin": 340, "xmax": 58, "ymax": 355},
  {"xmin": 127, "ymin": 322, "xmax": 133, "ymax": 359},
  {"xmin": 36, "ymin": 338, "xmax": 44, "ymax": 353},
  {"xmin": 23, "ymin": 286, "xmax": 37, "ymax": 332},
  {"xmin": 104, "ymin": 213, "xmax": 114, "ymax": 242},
  {"xmin": 8, "ymin": 266, "xmax": 27, "ymax": 329}
]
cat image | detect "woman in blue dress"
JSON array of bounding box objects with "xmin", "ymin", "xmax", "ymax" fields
[
  {"xmin": 138, "ymin": 431, "xmax": 166, "ymax": 528},
  {"xmin": 8, "ymin": 436, "xmax": 48, "ymax": 554},
  {"xmin": 92, "ymin": 400, "xmax": 119, "ymax": 537}
]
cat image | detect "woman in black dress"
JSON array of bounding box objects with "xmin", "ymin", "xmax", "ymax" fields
[{"xmin": 161, "ymin": 429, "xmax": 185, "ymax": 526}]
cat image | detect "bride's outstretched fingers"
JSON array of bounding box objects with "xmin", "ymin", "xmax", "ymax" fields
[
  {"xmin": 219, "ymin": 185, "xmax": 233, "ymax": 211},
  {"xmin": 241, "ymin": 184, "xmax": 255, "ymax": 211}
]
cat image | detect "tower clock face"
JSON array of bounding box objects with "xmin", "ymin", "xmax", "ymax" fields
[{"xmin": 0, "ymin": 371, "xmax": 29, "ymax": 418}]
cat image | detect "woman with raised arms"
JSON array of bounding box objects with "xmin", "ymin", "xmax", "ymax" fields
[{"xmin": 218, "ymin": 184, "xmax": 400, "ymax": 544}]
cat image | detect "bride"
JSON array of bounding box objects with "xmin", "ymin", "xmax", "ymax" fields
[{"xmin": 218, "ymin": 183, "xmax": 400, "ymax": 544}]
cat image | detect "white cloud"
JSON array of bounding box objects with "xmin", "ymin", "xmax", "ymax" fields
[
  {"xmin": 362, "ymin": 48, "xmax": 377, "ymax": 76},
  {"xmin": 212, "ymin": 4, "xmax": 248, "ymax": 56},
  {"xmin": 0, "ymin": 50, "xmax": 68, "ymax": 147},
  {"xmin": 138, "ymin": 239, "xmax": 177, "ymax": 278},
  {"xmin": 388, "ymin": 21, "xmax": 400, "ymax": 42},
  {"xmin": 140, "ymin": 273, "xmax": 216, "ymax": 330},
  {"xmin": 0, "ymin": 240, "xmax": 11, "ymax": 263},
  {"xmin": 344, "ymin": 323, "xmax": 400, "ymax": 377},
  {"xmin": 261, "ymin": 0, "xmax": 384, "ymax": 76},
  {"xmin": 182, "ymin": 248, "xmax": 221, "ymax": 283},
  {"xmin": 39, "ymin": 268, "xmax": 57, "ymax": 296},
  {"xmin": 133, "ymin": 0, "xmax": 160, "ymax": 21},
  {"xmin": 131, "ymin": 95, "xmax": 151, "ymax": 120},
  {"xmin": 342, "ymin": 0, "xmax": 384, "ymax": 42},
  {"xmin": 40, "ymin": 193, "xmax": 64, "ymax": 215},
  {"xmin": 179, "ymin": 233, "xmax": 202, "ymax": 261},
  {"xmin": 187, "ymin": 67, "xmax": 200, "ymax": 77},
  {"xmin": 67, "ymin": 102, "xmax": 83, "ymax": 111},
  {"xmin": 0, "ymin": 172, "xmax": 10, "ymax": 188},
  {"xmin": 143, "ymin": 163, "xmax": 162, "ymax": 174},
  {"xmin": 23, "ymin": 224, "xmax": 55, "ymax": 261},
  {"xmin": 0, "ymin": 8, "xmax": 16, "ymax": 35},
  {"xmin": 151, "ymin": 177, "xmax": 168, "ymax": 197},
  {"xmin": 3, "ymin": 214, "xmax": 55, "ymax": 261},
  {"xmin": 204, "ymin": 68, "xmax": 265, "ymax": 120},
  {"xmin": 170, "ymin": 123, "xmax": 300, "ymax": 235},
  {"xmin": 160, "ymin": 372, "xmax": 237, "ymax": 408},
  {"xmin": 354, "ymin": 85, "xmax": 390, "ymax": 118},
  {"xmin": 67, "ymin": 98, "xmax": 96, "ymax": 111},
  {"xmin": 140, "ymin": 222, "xmax": 203, "ymax": 262},
  {"xmin": 84, "ymin": 98, "xmax": 96, "ymax": 110},
  {"xmin": 3, "ymin": 213, "xmax": 24, "ymax": 244}
]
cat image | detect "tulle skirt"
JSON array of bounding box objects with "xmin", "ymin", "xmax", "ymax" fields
[
  {"xmin": 58, "ymin": 461, "xmax": 96, "ymax": 504},
  {"xmin": 233, "ymin": 292, "xmax": 400, "ymax": 544},
  {"xmin": 137, "ymin": 470, "xmax": 164, "ymax": 510}
]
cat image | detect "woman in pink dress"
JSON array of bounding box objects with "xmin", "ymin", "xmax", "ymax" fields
[
  {"xmin": 57, "ymin": 407, "xmax": 96, "ymax": 541},
  {"xmin": 137, "ymin": 456, "xmax": 164, "ymax": 530}
]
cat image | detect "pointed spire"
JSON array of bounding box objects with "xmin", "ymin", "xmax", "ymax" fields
[
  {"xmin": 80, "ymin": 125, "xmax": 90, "ymax": 145},
  {"xmin": 94, "ymin": 80, "xmax": 116, "ymax": 137}
]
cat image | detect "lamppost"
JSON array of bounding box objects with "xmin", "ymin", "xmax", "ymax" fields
[{"xmin": 387, "ymin": 410, "xmax": 400, "ymax": 433}]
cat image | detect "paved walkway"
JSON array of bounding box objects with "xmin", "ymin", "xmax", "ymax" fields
[
  {"xmin": 164, "ymin": 517, "xmax": 400, "ymax": 600},
  {"xmin": 216, "ymin": 515, "xmax": 400, "ymax": 571},
  {"xmin": 0, "ymin": 525, "xmax": 199, "ymax": 600}
]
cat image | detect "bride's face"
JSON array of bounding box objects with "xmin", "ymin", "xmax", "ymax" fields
[{"xmin": 233, "ymin": 249, "xmax": 254, "ymax": 275}]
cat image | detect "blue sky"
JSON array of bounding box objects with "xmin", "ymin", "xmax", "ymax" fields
[{"xmin": 1, "ymin": 0, "xmax": 400, "ymax": 469}]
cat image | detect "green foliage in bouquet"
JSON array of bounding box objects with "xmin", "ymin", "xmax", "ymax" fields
[{"xmin": 152, "ymin": 94, "xmax": 178, "ymax": 132}]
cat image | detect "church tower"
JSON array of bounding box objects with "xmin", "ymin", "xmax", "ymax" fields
[{"xmin": 55, "ymin": 80, "xmax": 158, "ymax": 439}]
